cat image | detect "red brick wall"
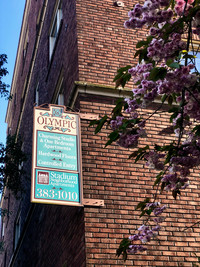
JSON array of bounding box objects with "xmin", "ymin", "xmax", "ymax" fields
[
  {"xmin": 79, "ymin": 93, "xmax": 200, "ymax": 267},
  {"xmin": 76, "ymin": 0, "xmax": 147, "ymax": 88}
]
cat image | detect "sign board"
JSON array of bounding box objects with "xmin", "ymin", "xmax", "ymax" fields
[{"xmin": 31, "ymin": 104, "xmax": 82, "ymax": 206}]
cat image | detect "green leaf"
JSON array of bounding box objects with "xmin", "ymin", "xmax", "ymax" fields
[
  {"xmin": 136, "ymin": 40, "xmax": 148, "ymax": 48},
  {"xmin": 113, "ymin": 72, "xmax": 123, "ymax": 82},
  {"xmin": 145, "ymin": 209, "xmax": 152, "ymax": 215},
  {"xmin": 161, "ymin": 182, "xmax": 166, "ymax": 191},
  {"xmin": 124, "ymin": 102, "xmax": 129, "ymax": 111},
  {"xmin": 154, "ymin": 171, "xmax": 164, "ymax": 186},
  {"xmin": 116, "ymin": 238, "xmax": 131, "ymax": 261},
  {"xmin": 140, "ymin": 210, "xmax": 146, "ymax": 217},
  {"xmin": 168, "ymin": 106, "xmax": 180, "ymax": 113},
  {"xmin": 169, "ymin": 111, "xmax": 179, "ymax": 123},
  {"xmin": 155, "ymin": 143, "xmax": 174, "ymax": 152},
  {"xmin": 170, "ymin": 0, "xmax": 175, "ymax": 9},
  {"xmin": 172, "ymin": 189, "xmax": 180, "ymax": 200},
  {"xmin": 134, "ymin": 49, "xmax": 142, "ymax": 58},
  {"xmin": 121, "ymin": 73, "xmax": 131, "ymax": 88},
  {"xmin": 112, "ymin": 98, "xmax": 124, "ymax": 117},
  {"xmin": 135, "ymin": 151, "xmax": 146, "ymax": 163},
  {"xmin": 117, "ymin": 65, "xmax": 132, "ymax": 73},
  {"xmin": 154, "ymin": 144, "xmax": 162, "ymax": 151},
  {"xmin": 105, "ymin": 130, "xmax": 119, "ymax": 147},
  {"xmin": 95, "ymin": 115, "xmax": 108, "ymax": 134},
  {"xmin": 192, "ymin": 125, "xmax": 200, "ymax": 136},
  {"xmin": 164, "ymin": 147, "xmax": 175, "ymax": 164},
  {"xmin": 169, "ymin": 62, "xmax": 180, "ymax": 69},
  {"xmin": 129, "ymin": 145, "xmax": 149, "ymax": 160},
  {"xmin": 113, "ymin": 65, "xmax": 132, "ymax": 88},
  {"xmin": 134, "ymin": 48, "xmax": 148, "ymax": 63},
  {"xmin": 166, "ymin": 59, "xmax": 173, "ymax": 67},
  {"xmin": 135, "ymin": 198, "xmax": 150, "ymax": 211},
  {"xmin": 161, "ymin": 94, "xmax": 167, "ymax": 103},
  {"xmin": 135, "ymin": 202, "xmax": 145, "ymax": 210},
  {"xmin": 90, "ymin": 115, "xmax": 108, "ymax": 134},
  {"xmin": 168, "ymin": 95, "xmax": 173, "ymax": 106},
  {"xmin": 136, "ymin": 36, "xmax": 153, "ymax": 48},
  {"xmin": 149, "ymin": 67, "xmax": 167, "ymax": 81},
  {"xmin": 89, "ymin": 120, "xmax": 99, "ymax": 126},
  {"xmin": 119, "ymin": 118, "xmax": 140, "ymax": 131}
]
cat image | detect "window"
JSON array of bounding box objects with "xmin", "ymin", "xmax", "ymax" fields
[
  {"xmin": 52, "ymin": 71, "xmax": 65, "ymax": 105},
  {"xmin": 36, "ymin": 8, "xmax": 42, "ymax": 33},
  {"xmin": 13, "ymin": 212, "xmax": 21, "ymax": 250},
  {"xmin": 7, "ymin": 127, "xmax": 12, "ymax": 135},
  {"xmin": 49, "ymin": 0, "xmax": 63, "ymax": 59},
  {"xmin": 1, "ymin": 221, "xmax": 5, "ymax": 239},
  {"xmin": 3, "ymin": 250, "xmax": 7, "ymax": 267},
  {"xmin": 55, "ymin": 78, "xmax": 64, "ymax": 105},
  {"xmin": 23, "ymin": 28, "xmax": 29, "ymax": 61},
  {"xmin": 13, "ymin": 93, "xmax": 17, "ymax": 118},
  {"xmin": 35, "ymin": 82, "xmax": 39, "ymax": 106},
  {"xmin": 56, "ymin": 93, "xmax": 64, "ymax": 105}
]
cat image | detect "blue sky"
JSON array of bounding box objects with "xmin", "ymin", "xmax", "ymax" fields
[{"xmin": 0, "ymin": 1, "xmax": 26, "ymax": 145}]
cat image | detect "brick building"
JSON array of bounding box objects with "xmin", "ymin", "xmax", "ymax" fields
[{"xmin": 1, "ymin": 0, "xmax": 200, "ymax": 266}]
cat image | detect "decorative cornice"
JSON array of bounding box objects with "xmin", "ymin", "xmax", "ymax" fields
[{"xmin": 68, "ymin": 81, "xmax": 133, "ymax": 108}]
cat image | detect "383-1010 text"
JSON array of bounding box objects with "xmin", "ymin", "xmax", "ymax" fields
[{"xmin": 36, "ymin": 189, "xmax": 78, "ymax": 201}]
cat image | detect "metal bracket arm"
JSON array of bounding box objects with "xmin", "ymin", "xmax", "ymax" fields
[
  {"xmin": 83, "ymin": 198, "xmax": 104, "ymax": 206},
  {"xmin": 79, "ymin": 113, "xmax": 99, "ymax": 120}
]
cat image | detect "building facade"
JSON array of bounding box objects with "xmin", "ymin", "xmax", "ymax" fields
[{"xmin": 1, "ymin": 0, "xmax": 200, "ymax": 266}]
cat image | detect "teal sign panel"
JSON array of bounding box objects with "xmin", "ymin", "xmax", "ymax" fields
[
  {"xmin": 35, "ymin": 169, "xmax": 79, "ymax": 202},
  {"xmin": 36, "ymin": 131, "xmax": 77, "ymax": 171}
]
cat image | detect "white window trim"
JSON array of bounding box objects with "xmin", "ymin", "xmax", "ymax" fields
[{"xmin": 49, "ymin": 1, "xmax": 63, "ymax": 59}]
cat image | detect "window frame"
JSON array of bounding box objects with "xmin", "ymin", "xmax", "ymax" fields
[
  {"xmin": 49, "ymin": 0, "xmax": 63, "ymax": 60},
  {"xmin": 13, "ymin": 211, "xmax": 21, "ymax": 251}
]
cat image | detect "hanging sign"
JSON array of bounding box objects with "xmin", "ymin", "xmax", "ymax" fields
[{"xmin": 31, "ymin": 104, "xmax": 83, "ymax": 206}]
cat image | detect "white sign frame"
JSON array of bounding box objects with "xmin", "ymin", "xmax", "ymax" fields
[{"xmin": 31, "ymin": 104, "xmax": 83, "ymax": 206}]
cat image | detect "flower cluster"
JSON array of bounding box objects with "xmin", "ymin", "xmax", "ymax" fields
[
  {"xmin": 110, "ymin": 104, "xmax": 147, "ymax": 148},
  {"xmin": 124, "ymin": 98, "xmax": 139, "ymax": 119},
  {"xmin": 124, "ymin": 0, "xmax": 173, "ymax": 30},
  {"xmin": 110, "ymin": 116, "xmax": 124, "ymax": 130},
  {"xmin": 128, "ymin": 202, "xmax": 166, "ymax": 253},
  {"xmin": 128, "ymin": 63, "xmax": 197, "ymax": 105},
  {"xmin": 184, "ymin": 89, "xmax": 200, "ymax": 121},
  {"xmin": 161, "ymin": 173, "xmax": 189, "ymax": 191},
  {"xmin": 116, "ymin": 126, "xmax": 147, "ymax": 148},
  {"xmin": 128, "ymin": 63, "xmax": 153, "ymax": 84},
  {"xmin": 158, "ymin": 65, "xmax": 196, "ymax": 95},
  {"xmin": 147, "ymin": 34, "xmax": 186, "ymax": 61},
  {"xmin": 117, "ymin": 132, "xmax": 140, "ymax": 148},
  {"xmin": 175, "ymin": 0, "xmax": 194, "ymax": 16},
  {"xmin": 145, "ymin": 150, "xmax": 165, "ymax": 170}
]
